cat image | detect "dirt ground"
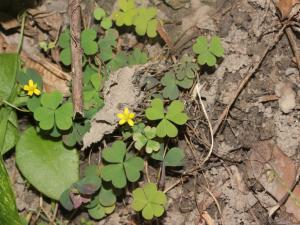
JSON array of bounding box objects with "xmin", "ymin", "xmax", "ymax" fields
[{"xmin": 2, "ymin": 0, "xmax": 300, "ymax": 224}]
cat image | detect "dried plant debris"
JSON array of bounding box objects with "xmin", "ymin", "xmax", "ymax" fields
[
  {"xmin": 246, "ymin": 140, "xmax": 300, "ymax": 222},
  {"xmin": 276, "ymin": 0, "xmax": 300, "ymax": 19},
  {"xmin": 83, "ymin": 66, "xmax": 145, "ymax": 148}
]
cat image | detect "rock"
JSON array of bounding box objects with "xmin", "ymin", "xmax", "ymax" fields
[{"xmin": 275, "ymin": 81, "xmax": 296, "ymax": 113}]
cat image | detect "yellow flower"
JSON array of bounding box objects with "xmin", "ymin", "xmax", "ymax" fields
[
  {"xmin": 117, "ymin": 107, "xmax": 135, "ymax": 126},
  {"xmin": 23, "ymin": 79, "xmax": 41, "ymax": 96}
]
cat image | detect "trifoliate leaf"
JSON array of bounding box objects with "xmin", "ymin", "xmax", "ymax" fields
[
  {"xmin": 145, "ymin": 98, "xmax": 164, "ymax": 120},
  {"xmin": 94, "ymin": 7, "xmax": 106, "ymax": 21},
  {"xmin": 132, "ymin": 183, "xmax": 167, "ymax": 220}
]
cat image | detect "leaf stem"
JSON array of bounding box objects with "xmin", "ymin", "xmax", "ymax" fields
[
  {"xmin": 17, "ymin": 11, "xmax": 27, "ymax": 54},
  {"xmin": 2, "ymin": 100, "xmax": 30, "ymax": 112}
]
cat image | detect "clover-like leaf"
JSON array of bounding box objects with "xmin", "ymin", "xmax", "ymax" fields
[
  {"xmin": 107, "ymin": 52, "xmax": 128, "ymax": 71},
  {"xmin": 113, "ymin": 0, "xmax": 137, "ymax": 26},
  {"xmin": 94, "ymin": 7, "xmax": 106, "ymax": 21},
  {"xmin": 133, "ymin": 126, "xmax": 160, "ymax": 153},
  {"xmin": 133, "ymin": 7, "xmax": 158, "ymax": 38},
  {"xmin": 101, "ymin": 17, "xmax": 112, "ymax": 30},
  {"xmin": 145, "ymin": 98, "xmax": 164, "ymax": 120},
  {"xmin": 81, "ymin": 29, "xmax": 98, "ymax": 55},
  {"xmin": 55, "ymin": 102, "xmax": 73, "ymax": 130},
  {"xmin": 33, "ymin": 91, "xmax": 73, "ymax": 132},
  {"xmin": 132, "ymin": 183, "xmax": 167, "ymax": 220},
  {"xmin": 151, "ymin": 146, "xmax": 185, "ymax": 167},
  {"xmin": 74, "ymin": 175, "xmax": 102, "ymax": 195},
  {"xmin": 101, "ymin": 141, "xmax": 144, "ymax": 188},
  {"xmin": 88, "ymin": 203, "xmax": 115, "ymax": 220},
  {"xmin": 161, "ymin": 72, "xmax": 180, "ymax": 100},
  {"xmin": 98, "ymin": 185, "xmax": 116, "ymax": 207},
  {"xmin": 165, "ymin": 100, "xmax": 189, "ymax": 125},
  {"xmin": 98, "ymin": 29, "xmax": 118, "ymax": 62},
  {"xmin": 63, "ymin": 121, "xmax": 91, "ymax": 147},
  {"xmin": 145, "ymin": 98, "xmax": 188, "ymax": 138},
  {"xmin": 192, "ymin": 36, "xmax": 224, "ymax": 67},
  {"xmin": 175, "ymin": 55, "xmax": 199, "ymax": 80},
  {"xmin": 128, "ymin": 48, "xmax": 148, "ymax": 66}
]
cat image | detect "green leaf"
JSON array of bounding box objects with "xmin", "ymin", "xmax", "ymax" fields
[
  {"xmin": 34, "ymin": 107, "xmax": 55, "ymax": 130},
  {"xmin": 101, "ymin": 140, "xmax": 144, "ymax": 188},
  {"xmin": 209, "ymin": 36, "xmax": 224, "ymax": 57},
  {"xmin": 107, "ymin": 52, "xmax": 128, "ymax": 71},
  {"xmin": 60, "ymin": 189, "xmax": 73, "ymax": 211},
  {"xmin": 16, "ymin": 127, "xmax": 79, "ymax": 200},
  {"xmin": 0, "ymin": 53, "xmax": 18, "ymax": 101},
  {"xmin": 93, "ymin": 7, "xmax": 106, "ymax": 20},
  {"xmin": 192, "ymin": 36, "xmax": 224, "ymax": 67},
  {"xmin": 144, "ymin": 126, "xmax": 156, "ymax": 139},
  {"xmin": 0, "ymin": 157, "xmax": 23, "ymax": 225},
  {"xmin": 55, "ymin": 102, "xmax": 73, "ymax": 130},
  {"xmin": 165, "ymin": 100, "xmax": 188, "ymax": 125},
  {"xmin": 60, "ymin": 47, "xmax": 72, "ymax": 66},
  {"xmin": 164, "ymin": 147, "xmax": 185, "ymax": 166},
  {"xmin": 102, "ymin": 140, "xmax": 126, "ymax": 163},
  {"xmin": 41, "ymin": 91, "xmax": 63, "ymax": 110},
  {"xmin": 156, "ymin": 118, "xmax": 178, "ymax": 138},
  {"xmin": 17, "ymin": 69, "xmax": 43, "ymax": 90},
  {"xmin": 145, "ymin": 140, "xmax": 160, "ymax": 154},
  {"xmin": 81, "ymin": 29, "xmax": 98, "ymax": 55},
  {"xmin": 98, "ymin": 185, "xmax": 116, "ymax": 206},
  {"xmin": 27, "ymin": 96, "xmax": 40, "ymax": 112},
  {"xmin": 0, "ymin": 109, "xmax": 19, "ymax": 155},
  {"xmin": 145, "ymin": 98, "xmax": 164, "ymax": 120},
  {"xmin": 147, "ymin": 19, "xmax": 157, "ymax": 38},
  {"xmin": 133, "ymin": 133, "xmax": 147, "ymax": 150},
  {"xmin": 132, "ymin": 183, "xmax": 166, "ymax": 220},
  {"xmin": 58, "ymin": 29, "xmax": 70, "ymax": 49},
  {"xmin": 88, "ymin": 204, "xmax": 106, "ymax": 220},
  {"xmin": 101, "ymin": 17, "xmax": 112, "ymax": 30},
  {"xmin": 176, "ymin": 77, "xmax": 193, "ymax": 89},
  {"xmin": 74, "ymin": 175, "xmax": 102, "ymax": 195},
  {"xmin": 128, "ymin": 48, "xmax": 148, "ymax": 66},
  {"xmin": 84, "ymin": 165, "xmax": 101, "ymax": 177}
]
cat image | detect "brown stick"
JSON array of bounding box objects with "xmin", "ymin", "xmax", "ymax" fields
[
  {"xmin": 285, "ymin": 27, "xmax": 300, "ymax": 75},
  {"xmin": 69, "ymin": 0, "xmax": 83, "ymax": 116},
  {"xmin": 212, "ymin": 24, "xmax": 287, "ymax": 135}
]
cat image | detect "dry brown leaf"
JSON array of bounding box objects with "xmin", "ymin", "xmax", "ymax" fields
[
  {"xmin": 276, "ymin": 0, "xmax": 300, "ymax": 18},
  {"xmin": 246, "ymin": 140, "xmax": 300, "ymax": 222}
]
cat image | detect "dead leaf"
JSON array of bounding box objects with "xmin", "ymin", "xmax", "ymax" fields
[
  {"xmin": 246, "ymin": 140, "xmax": 300, "ymax": 222},
  {"xmin": 276, "ymin": 0, "xmax": 300, "ymax": 18}
]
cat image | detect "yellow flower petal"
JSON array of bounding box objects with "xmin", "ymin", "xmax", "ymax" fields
[
  {"xmin": 34, "ymin": 89, "xmax": 41, "ymax": 95},
  {"xmin": 119, "ymin": 119, "xmax": 126, "ymax": 125},
  {"xmin": 28, "ymin": 90, "xmax": 34, "ymax": 96},
  {"xmin": 129, "ymin": 113, "xmax": 135, "ymax": 119},
  {"xmin": 117, "ymin": 113, "xmax": 124, "ymax": 119},
  {"xmin": 124, "ymin": 107, "xmax": 129, "ymax": 116},
  {"xmin": 28, "ymin": 80, "xmax": 34, "ymax": 86},
  {"xmin": 23, "ymin": 85, "xmax": 29, "ymax": 91},
  {"xmin": 128, "ymin": 119, "xmax": 134, "ymax": 126}
]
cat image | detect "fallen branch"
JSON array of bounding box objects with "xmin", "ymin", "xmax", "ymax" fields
[{"xmin": 69, "ymin": 0, "xmax": 83, "ymax": 116}]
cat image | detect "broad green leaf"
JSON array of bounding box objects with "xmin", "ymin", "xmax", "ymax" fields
[
  {"xmin": 16, "ymin": 127, "xmax": 79, "ymax": 200},
  {"xmin": 164, "ymin": 147, "xmax": 185, "ymax": 167},
  {"xmin": 145, "ymin": 98, "xmax": 164, "ymax": 120},
  {"xmin": 0, "ymin": 109, "xmax": 19, "ymax": 155},
  {"xmin": 41, "ymin": 91, "xmax": 63, "ymax": 110},
  {"xmin": 0, "ymin": 157, "xmax": 23, "ymax": 225},
  {"xmin": 0, "ymin": 53, "xmax": 18, "ymax": 101},
  {"xmin": 156, "ymin": 118, "xmax": 178, "ymax": 138}
]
